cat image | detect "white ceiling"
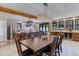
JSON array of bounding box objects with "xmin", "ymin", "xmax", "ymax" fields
[{"xmin": 0, "ymin": 3, "xmax": 79, "ymax": 19}]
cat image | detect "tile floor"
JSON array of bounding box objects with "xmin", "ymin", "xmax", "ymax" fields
[
  {"xmin": 61, "ymin": 40, "xmax": 79, "ymax": 56},
  {"xmin": 0, "ymin": 39, "xmax": 79, "ymax": 56}
]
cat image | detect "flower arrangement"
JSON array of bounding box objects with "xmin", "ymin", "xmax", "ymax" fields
[{"xmin": 42, "ymin": 36, "xmax": 48, "ymax": 40}]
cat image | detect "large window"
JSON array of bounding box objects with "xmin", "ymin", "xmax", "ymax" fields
[
  {"xmin": 66, "ymin": 20, "xmax": 73, "ymax": 30},
  {"xmin": 75, "ymin": 19, "xmax": 79, "ymax": 30},
  {"xmin": 39, "ymin": 23, "xmax": 49, "ymax": 35},
  {"xmin": 58, "ymin": 21, "xmax": 64, "ymax": 28}
]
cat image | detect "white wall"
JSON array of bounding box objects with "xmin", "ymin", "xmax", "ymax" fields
[{"xmin": 0, "ymin": 20, "xmax": 7, "ymax": 41}]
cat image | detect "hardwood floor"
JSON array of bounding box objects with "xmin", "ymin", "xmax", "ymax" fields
[{"xmin": 0, "ymin": 39, "xmax": 79, "ymax": 56}]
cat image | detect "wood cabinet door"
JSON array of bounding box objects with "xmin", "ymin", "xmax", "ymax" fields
[{"xmin": 73, "ymin": 33, "xmax": 79, "ymax": 41}]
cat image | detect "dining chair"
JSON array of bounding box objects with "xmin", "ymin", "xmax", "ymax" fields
[
  {"xmin": 40, "ymin": 35, "xmax": 61, "ymax": 56},
  {"xmin": 25, "ymin": 33, "xmax": 30, "ymax": 39},
  {"xmin": 35, "ymin": 32, "xmax": 38, "ymax": 37},
  {"xmin": 50, "ymin": 36, "xmax": 58, "ymax": 56},
  {"xmin": 41, "ymin": 45, "xmax": 52, "ymax": 56},
  {"xmin": 29, "ymin": 32, "xmax": 36, "ymax": 39},
  {"xmin": 58, "ymin": 35, "xmax": 64, "ymax": 53},
  {"xmin": 50, "ymin": 36, "xmax": 61, "ymax": 56},
  {"xmin": 52, "ymin": 35, "xmax": 63, "ymax": 56},
  {"xmin": 14, "ymin": 33, "xmax": 34, "ymax": 56},
  {"xmin": 40, "ymin": 36, "xmax": 54, "ymax": 56},
  {"xmin": 35, "ymin": 32, "xmax": 42, "ymax": 38}
]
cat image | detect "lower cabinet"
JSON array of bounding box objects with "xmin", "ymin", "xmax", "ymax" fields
[
  {"xmin": 50, "ymin": 32, "xmax": 59, "ymax": 35},
  {"xmin": 64, "ymin": 32, "xmax": 72, "ymax": 40},
  {"xmin": 50, "ymin": 32, "xmax": 79, "ymax": 41},
  {"xmin": 72, "ymin": 33, "xmax": 79, "ymax": 41}
]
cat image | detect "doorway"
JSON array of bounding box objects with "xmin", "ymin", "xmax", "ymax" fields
[{"xmin": 7, "ymin": 25, "xmax": 11, "ymax": 40}]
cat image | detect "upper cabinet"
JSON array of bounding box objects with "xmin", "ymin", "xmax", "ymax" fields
[
  {"xmin": 52, "ymin": 18, "xmax": 79, "ymax": 31},
  {"xmin": 52, "ymin": 21, "xmax": 57, "ymax": 28},
  {"xmin": 75, "ymin": 19, "xmax": 79, "ymax": 30},
  {"xmin": 58, "ymin": 21, "xmax": 64, "ymax": 28},
  {"xmin": 66, "ymin": 20, "xmax": 73, "ymax": 30}
]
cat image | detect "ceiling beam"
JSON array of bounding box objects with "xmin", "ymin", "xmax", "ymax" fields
[{"xmin": 0, "ymin": 6, "xmax": 37, "ymax": 19}]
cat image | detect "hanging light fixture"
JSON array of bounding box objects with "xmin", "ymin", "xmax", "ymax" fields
[
  {"xmin": 38, "ymin": 3, "xmax": 52, "ymax": 23},
  {"xmin": 42, "ymin": 3, "xmax": 52, "ymax": 22},
  {"xmin": 43, "ymin": 3, "xmax": 48, "ymax": 18}
]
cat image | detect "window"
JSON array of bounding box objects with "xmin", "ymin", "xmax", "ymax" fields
[
  {"xmin": 39, "ymin": 23, "xmax": 49, "ymax": 35},
  {"xmin": 75, "ymin": 19, "xmax": 79, "ymax": 30},
  {"xmin": 52, "ymin": 22, "xmax": 57, "ymax": 28},
  {"xmin": 66, "ymin": 20, "xmax": 73, "ymax": 30},
  {"xmin": 17, "ymin": 23, "xmax": 22, "ymax": 32},
  {"xmin": 58, "ymin": 21, "xmax": 64, "ymax": 28}
]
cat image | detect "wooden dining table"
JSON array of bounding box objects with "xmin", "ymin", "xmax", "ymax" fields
[{"xmin": 20, "ymin": 36, "xmax": 54, "ymax": 55}]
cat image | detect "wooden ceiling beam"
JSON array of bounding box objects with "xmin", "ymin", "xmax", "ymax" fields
[{"xmin": 0, "ymin": 6, "xmax": 37, "ymax": 19}]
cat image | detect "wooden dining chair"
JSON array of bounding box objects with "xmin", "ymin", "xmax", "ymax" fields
[
  {"xmin": 40, "ymin": 36, "xmax": 53, "ymax": 56},
  {"xmin": 25, "ymin": 33, "xmax": 31, "ymax": 39},
  {"xmin": 29, "ymin": 32, "xmax": 36, "ymax": 39},
  {"xmin": 34, "ymin": 32, "xmax": 41, "ymax": 38},
  {"xmin": 41, "ymin": 35, "xmax": 61, "ymax": 56},
  {"xmin": 58, "ymin": 35, "xmax": 64, "ymax": 53},
  {"xmin": 14, "ymin": 33, "xmax": 34, "ymax": 56},
  {"xmin": 51, "ymin": 36, "xmax": 61, "ymax": 56},
  {"xmin": 51, "ymin": 35, "xmax": 64, "ymax": 56}
]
